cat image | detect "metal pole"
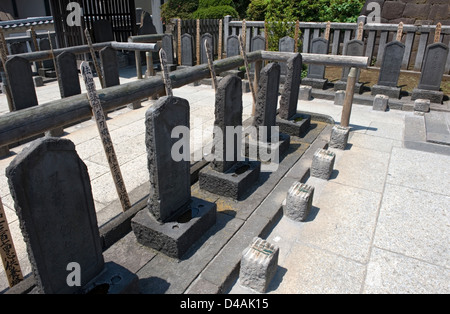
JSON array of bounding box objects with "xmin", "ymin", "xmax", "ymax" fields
[{"xmin": 341, "ymin": 67, "xmax": 358, "ymax": 128}]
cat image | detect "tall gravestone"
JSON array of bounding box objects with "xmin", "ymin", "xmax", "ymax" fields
[
  {"xmin": 162, "ymin": 34, "xmax": 175, "ymax": 65},
  {"xmin": 226, "ymin": 35, "xmax": 240, "ymax": 58},
  {"xmin": 411, "ymin": 43, "xmax": 449, "ymax": 104},
  {"xmin": 303, "ymin": 38, "xmax": 329, "ymax": 89},
  {"xmin": 251, "ymin": 35, "xmax": 265, "ymax": 52},
  {"xmin": 277, "ymin": 54, "xmax": 311, "ymax": 137},
  {"xmin": 6, "ymin": 138, "xmax": 138, "ymax": 294},
  {"xmin": 132, "ymin": 96, "xmax": 217, "ymax": 259},
  {"xmin": 5, "ymin": 56, "xmax": 39, "ymax": 111},
  {"xmin": 201, "ymin": 33, "xmax": 214, "ymax": 65},
  {"xmin": 334, "ymin": 39, "xmax": 364, "ymax": 93},
  {"xmin": 372, "ymin": 40, "xmax": 405, "ymax": 99},
  {"xmin": 181, "ymin": 34, "xmax": 195, "ymax": 67},
  {"xmin": 100, "ymin": 46, "xmax": 120, "ymax": 88},
  {"xmin": 199, "ymin": 75, "xmax": 261, "ymax": 200},
  {"xmin": 279, "ymin": 36, "xmax": 295, "ymax": 76}
]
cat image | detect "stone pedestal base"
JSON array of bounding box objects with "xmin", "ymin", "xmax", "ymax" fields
[
  {"xmin": 199, "ymin": 160, "xmax": 261, "ymax": 200},
  {"xmin": 276, "ymin": 113, "xmax": 311, "ymax": 138},
  {"xmin": 371, "ymin": 84, "xmax": 401, "ymax": 99},
  {"xmin": 334, "ymin": 80, "xmax": 364, "ymax": 94},
  {"xmin": 302, "ymin": 77, "xmax": 328, "ymax": 90},
  {"xmin": 245, "ymin": 133, "xmax": 291, "ymax": 161},
  {"xmin": 311, "ymin": 149, "xmax": 336, "ymax": 180},
  {"xmin": 411, "ymin": 88, "xmax": 444, "ymax": 104},
  {"xmin": 329, "ymin": 125, "xmax": 350, "ymax": 150},
  {"xmin": 131, "ymin": 198, "xmax": 217, "ymax": 259},
  {"xmin": 299, "ymin": 86, "xmax": 313, "ymax": 101},
  {"xmin": 284, "ymin": 182, "xmax": 315, "ymax": 222},
  {"xmin": 82, "ymin": 262, "xmax": 139, "ymax": 294}
]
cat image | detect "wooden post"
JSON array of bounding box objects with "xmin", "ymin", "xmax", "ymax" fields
[
  {"xmin": 357, "ymin": 22, "xmax": 364, "ymax": 41},
  {"xmin": 218, "ymin": 19, "xmax": 223, "ymax": 60},
  {"xmin": 341, "ymin": 67, "xmax": 357, "ymax": 128},
  {"xmin": 324, "ymin": 21, "xmax": 331, "ymax": 41},
  {"xmin": 178, "ymin": 18, "xmax": 182, "ymax": 65},
  {"xmin": 84, "ymin": 29, "xmax": 105, "ymax": 89},
  {"xmin": 159, "ymin": 49, "xmax": 173, "ymax": 97},
  {"xmin": 196, "ymin": 19, "xmax": 201, "ymax": 66},
  {"xmin": 80, "ymin": 62, "xmax": 131, "ymax": 212},
  {"xmin": 205, "ymin": 40, "xmax": 218, "ymax": 91},
  {"xmin": 294, "ymin": 20, "xmax": 300, "ymax": 53},
  {"xmin": 30, "ymin": 27, "xmax": 43, "ymax": 69},
  {"xmin": 434, "ymin": 22, "xmax": 442, "ymax": 43},
  {"xmin": 239, "ymin": 35, "xmax": 256, "ymax": 109},
  {"xmin": 396, "ymin": 22, "xmax": 404, "ymax": 42},
  {"xmin": 0, "ymin": 196, "xmax": 23, "ymax": 288},
  {"xmin": 242, "ymin": 20, "xmax": 247, "ymax": 52}
]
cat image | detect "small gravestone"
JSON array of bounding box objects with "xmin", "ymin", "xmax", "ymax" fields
[
  {"xmin": 373, "ymin": 94, "xmax": 389, "ymax": 112},
  {"xmin": 162, "ymin": 34, "xmax": 175, "ymax": 65},
  {"xmin": 277, "ymin": 53, "xmax": 311, "ymax": 138},
  {"xmin": 239, "ymin": 237, "xmax": 279, "ymax": 293},
  {"xmin": 100, "ymin": 46, "xmax": 120, "ymax": 88},
  {"xmin": 138, "ymin": 12, "xmax": 157, "ymax": 35},
  {"xmin": 5, "ymin": 56, "xmax": 38, "ymax": 111},
  {"xmin": 284, "ymin": 182, "xmax": 315, "ymax": 222},
  {"xmin": 226, "ymin": 35, "xmax": 240, "ymax": 58},
  {"xmin": 199, "ymin": 75, "xmax": 261, "ymax": 200},
  {"xmin": 371, "ymin": 41, "xmax": 405, "ymax": 99},
  {"xmin": 303, "ymin": 38, "xmax": 329, "ymax": 89},
  {"xmin": 181, "ymin": 34, "xmax": 195, "ymax": 67},
  {"xmin": 39, "ymin": 38, "xmax": 54, "ymax": 72},
  {"xmin": 132, "ymin": 96, "xmax": 217, "ymax": 259},
  {"xmin": 411, "ymin": 43, "xmax": 449, "ymax": 104},
  {"xmin": 334, "ymin": 39, "xmax": 364, "ymax": 93},
  {"xmin": 329, "ymin": 125, "xmax": 350, "ymax": 150},
  {"xmin": 9, "ymin": 42, "xmax": 27, "ymax": 55},
  {"xmin": 6, "ymin": 138, "xmax": 138, "ymax": 294},
  {"xmin": 251, "ymin": 35, "xmax": 266, "ymax": 52},
  {"xmin": 311, "ymin": 149, "xmax": 336, "ymax": 180},
  {"xmin": 279, "ymin": 36, "xmax": 295, "ymax": 76},
  {"xmin": 93, "ymin": 19, "xmax": 114, "ymax": 43},
  {"xmin": 201, "ymin": 33, "xmax": 213, "ymax": 65}
]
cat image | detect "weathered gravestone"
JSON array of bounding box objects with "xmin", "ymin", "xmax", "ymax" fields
[
  {"xmin": 277, "ymin": 53, "xmax": 312, "ymax": 137},
  {"xmin": 201, "ymin": 33, "xmax": 213, "ymax": 65},
  {"xmin": 93, "ymin": 19, "xmax": 114, "ymax": 43},
  {"xmin": 248, "ymin": 62, "xmax": 290, "ymax": 159},
  {"xmin": 371, "ymin": 40, "xmax": 405, "ymax": 99},
  {"xmin": 303, "ymin": 38, "xmax": 329, "ymax": 89},
  {"xmin": 162, "ymin": 34, "xmax": 175, "ymax": 66},
  {"xmin": 411, "ymin": 43, "xmax": 449, "ymax": 104},
  {"xmin": 100, "ymin": 47, "xmax": 120, "ymax": 88},
  {"xmin": 279, "ymin": 36, "xmax": 295, "ymax": 76},
  {"xmin": 181, "ymin": 33, "xmax": 195, "ymax": 67},
  {"xmin": 138, "ymin": 12, "xmax": 157, "ymax": 35},
  {"xmin": 6, "ymin": 138, "xmax": 138, "ymax": 294},
  {"xmin": 251, "ymin": 35, "xmax": 266, "ymax": 52},
  {"xmin": 5, "ymin": 56, "xmax": 38, "ymax": 111},
  {"xmin": 334, "ymin": 39, "xmax": 364, "ymax": 93},
  {"xmin": 226, "ymin": 35, "xmax": 240, "ymax": 58},
  {"xmin": 199, "ymin": 75, "xmax": 261, "ymax": 200},
  {"xmin": 132, "ymin": 96, "xmax": 217, "ymax": 259}
]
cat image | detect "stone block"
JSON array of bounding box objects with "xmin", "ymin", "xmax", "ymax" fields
[
  {"xmin": 132, "ymin": 197, "xmax": 217, "ymax": 259},
  {"xmin": 82, "ymin": 262, "xmax": 139, "ymax": 294},
  {"xmin": 276, "ymin": 113, "xmax": 311, "ymax": 138},
  {"xmin": 329, "ymin": 125, "xmax": 350, "ymax": 150},
  {"xmin": 414, "ymin": 99, "xmax": 431, "ymax": 113},
  {"xmin": 299, "ymin": 85, "xmax": 313, "ymax": 101},
  {"xmin": 382, "ymin": 1, "xmax": 406, "ymax": 21},
  {"xmin": 411, "ymin": 88, "xmax": 444, "ymax": 104},
  {"xmin": 242, "ymin": 79, "xmax": 251, "ymax": 93},
  {"xmin": 239, "ymin": 237, "xmax": 279, "ymax": 293},
  {"xmin": 284, "ymin": 182, "xmax": 315, "ymax": 222},
  {"xmin": 302, "ymin": 77, "xmax": 328, "ymax": 90},
  {"xmin": 33, "ymin": 76, "xmax": 44, "ymax": 87},
  {"xmin": 373, "ymin": 94, "xmax": 390, "ymax": 112},
  {"xmin": 334, "ymin": 80, "xmax": 364, "ymax": 94},
  {"xmin": 245, "ymin": 133, "xmax": 291, "ymax": 161},
  {"xmin": 334, "ymin": 90, "xmax": 346, "ymax": 106},
  {"xmin": 311, "ymin": 148, "xmax": 336, "ymax": 180},
  {"xmin": 403, "ymin": 3, "xmax": 431, "ymax": 20},
  {"xmin": 371, "ymin": 85, "xmax": 401, "ymax": 99},
  {"xmin": 199, "ymin": 160, "xmax": 261, "ymax": 200}
]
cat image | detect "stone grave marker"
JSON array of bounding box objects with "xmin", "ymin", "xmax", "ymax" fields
[
  {"xmin": 5, "ymin": 56, "xmax": 38, "ymax": 111},
  {"xmin": 100, "ymin": 46, "xmax": 120, "ymax": 88},
  {"xmin": 303, "ymin": 37, "xmax": 329, "ymax": 89},
  {"xmin": 412, "ymin": 43, "xmax": 449, "ymax": 103},
  {"xmin": 57, "ymin": 51, "xmax": 81, "ymax": 98},
  {"xmin": 9, "ymin": 42, "xmax": 27, "ymax": 55},
  {"xmin": 226, "ymin": 35, "xmax": 240, "ymax": 58},
  {"xmin": 93, "ymin": 19, "xmax": 114, "ymax": 43},
  {"xmin": 371, "ymin": 40, "xmax": 405, "ymax": 99},
  {"xmin": 251, "ymin": 35, "xmax": 266, "ymax": 52},
  {"xmin": 138, "ymin": 11, "xmax": 157, "ymax": 35},
  {"xmin": 181, "ymin": 34, "xmax": 195, "ymax": 67},
  {"xmin": 335, "ymin": 39, "xmax": 364, "ymax": 93},
  {"xmin": 199, "ymin": 75, "xmax": 261, "ymax": 200},
  {"xmin": 279, "ymin": 36, "xmax": 295, "ymax": 75},
  {"xmin": 162, "ymin": 34, "xmax": 175, "ymax": 65},
  {"xmin": 132, "ymin": 96, "xmax": 217, "ymax": 259},
  {"xmin": 6, "ymin": 137, "xmax": 138, "ymax": 294},
  {"xmin": 39, "ymin": 38, "xmax": 54, "ymax": 70},
  {"xmin": 201, "ymin": 33, "xmax": 213, "ymax": 65}
]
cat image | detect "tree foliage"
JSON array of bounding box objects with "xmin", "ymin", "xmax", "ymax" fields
[
  {"xmin": 160, "ymin": 0, "xmax": 198, "ymax": 23},
  {"xmin": 192, "ymin": 0, "xmax": 239, "ymax": 19}
]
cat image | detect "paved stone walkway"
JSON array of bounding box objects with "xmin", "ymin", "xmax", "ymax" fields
[{"xmin": 0, "ymin": 67, "xmax": 449, "ymax": 294}]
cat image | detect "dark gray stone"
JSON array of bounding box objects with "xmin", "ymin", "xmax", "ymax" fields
[
  {"xmin": 82, "ymin": 262, "xmax": 139, "ymax": 294},
  {"xmin": 226, "ymin": 35, "xmax": 240, "ymax": 58},
  {"xmin": 279, "ymin": 36, "xmax": 295, "ymax": 75},
  {"xmin": 9, "ymin": 42, "xmax": 27, "ymax": 55},
  {"xmin": 39, "ymin": 39, "xmax": 53, "ymax": 69},
  {"xmin": 276, "ymin": 113, "xmax": 311, "ymax": 138},
  {"xmin": 239, "ymin": 237, "xmax": 279, "ymax": 293},
  {"xmin": 6, "ymin": 138, "xmax": 104, "ymax": 294},
  {"xmin": 57, "ymin": 51, "xmax": 81, "ymax": 98},
  {"xmin": 339, "ymin": 39, "xmax": 364, "ymax": 83},
  {"xmin": 253, "ymin": 62, "xmax": 281, "ymax": 143},
  {"xmin": 181, "ymin": 34, "xmax": 195, "ymax": 66},
  {"xmin": 132, "ymin": 197, "xmax": 217, "ymax": 259},
  {"xmin": 138, "ymin": 12, "xmax": 157, "ymax": 35},
  {"xmin": 100, "ymin": 47, "xmax": 120, "ymax": 88},
  {"xmin": 279, "ymin": 53, "xmax": 302, "ymax": 120},
  {"xmin": 302, "ymin": 77, "xmax": 328, "ymax": 90},
  {"xmin": 284, "ymin": 182, "xmax": 314, "ymax": 222},
  {"xmin": 377, "ymin": 41, "xmax": 405, "ymax": 88},
  {"xmin": 93, "ymin": 19, "xmax": 114, "ymax": 43},
  {"xmin": 411, "ymin": 88, "xmax": 444, "ymax": 104},
  {"xmin": 162, "ymin": 34, "xmax": 175, "ymax": 65},
  {"xmin": 5, "ymin": 56, "xmax": 38, "ymax": 111},
  {"xmin": 251, "ymin": 35, "xmax": 265, "ymax": 52},
  {"xmin": 371, "ymin": 84, "xmax": 401, "ymax": 99},
  {"xmin": 201, "ymin": 33, "xmax": 213, "ymax": 65},
  {"xmin": 417, "ymin": 43, "xmax": 449, "ymax": 91},
  {"xmin": 144, "ymin": 96, "xmax": 191, "ymax": 223},
  {"xmin": 306, "ymin": 38, "xmax": 329, "ymax": 81}
]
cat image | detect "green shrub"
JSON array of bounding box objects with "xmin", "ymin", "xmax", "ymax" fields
[
  {"xmin": 160, "ymin": 0, "xmax": 198, "ymax": 23},
  {"xmin": 198, "ymin": 0, "xmax": 234, "ymax": 8},
  {"xmin": 192, "ymin": 5, "xmax": 239, "ymax": 19},
  {"xmin": 246, "ymin": 0, "xmax": 269, "ymax": 21}
]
